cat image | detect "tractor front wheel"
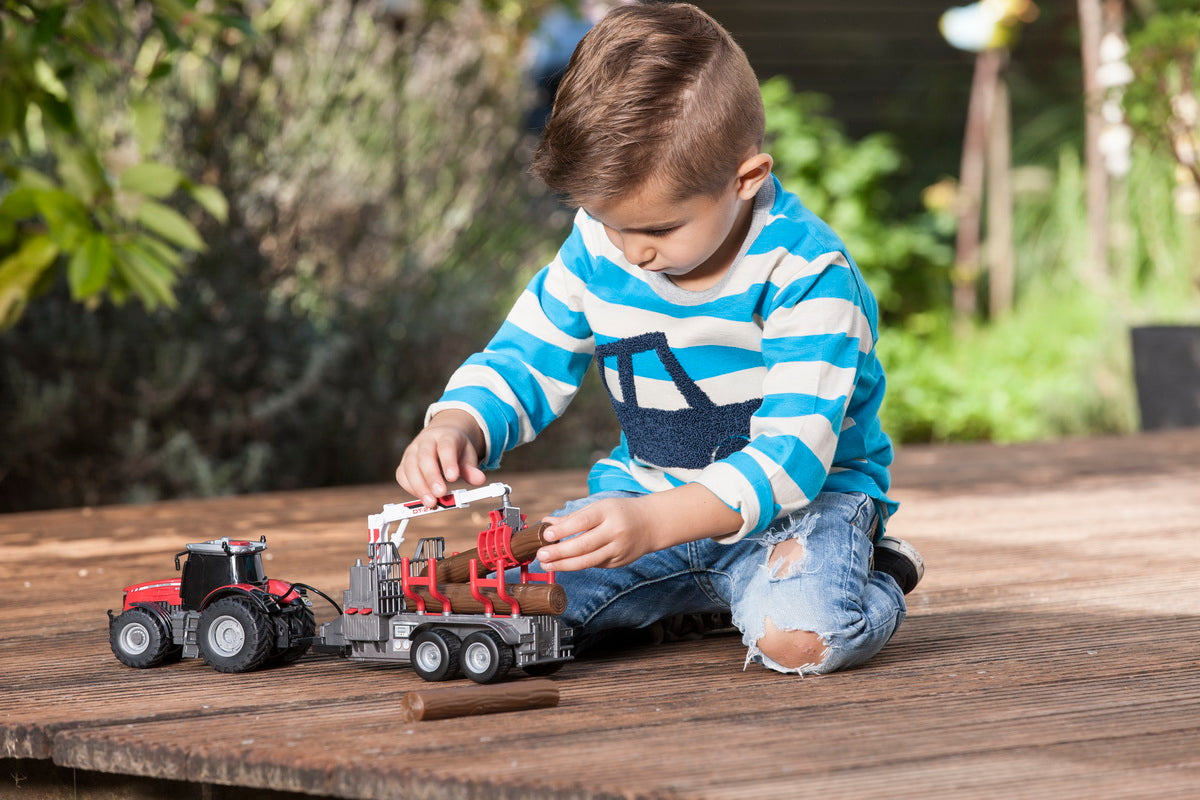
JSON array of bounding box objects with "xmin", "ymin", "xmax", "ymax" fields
[{"xmin": 198, "ymin": 596, "xmax": 273, "ymax": 673}]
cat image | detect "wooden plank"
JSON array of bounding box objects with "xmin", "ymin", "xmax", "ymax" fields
[{"xmin": 2, "ymin": 432, "xmax": 1199, "ymax": 798}]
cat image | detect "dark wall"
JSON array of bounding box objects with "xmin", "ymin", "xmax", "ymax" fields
[{"xmin": 695, "ymin": 0, "xmax": 1081, "ymax": 176}]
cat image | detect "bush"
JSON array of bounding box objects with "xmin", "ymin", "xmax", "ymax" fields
[
  {"xmin": 761, "ymin": 76, "xmax": 953, "ymax": 323},
  {"xmin": 880, "ymin": 140, "xmax": 1198, "ymax": 444},
  {"xmin": 0, "ymin": 0, "xmax": 567, "ymax": 511}
]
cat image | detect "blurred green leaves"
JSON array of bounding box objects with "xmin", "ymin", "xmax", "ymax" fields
[
  {"xmin": 762, "ymin": 76, "xmax": 953, "ymax": 321},
  {"xmin": 0, "ymin": 0, "xmax": 236, "ymax": 330},
  {"xmin": 1124, "ymin": 10, "xmax": 1200, "ymax": 189}
]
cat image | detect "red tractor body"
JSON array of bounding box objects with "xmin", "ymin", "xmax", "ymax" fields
[{"xmin": 109, "ymin": 537, "xmax": 314, "ymax": 673}]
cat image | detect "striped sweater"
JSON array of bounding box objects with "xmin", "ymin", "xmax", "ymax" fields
[{"xmin": 427, "ymin": 176, "xmax": 896, "ymax": 542}]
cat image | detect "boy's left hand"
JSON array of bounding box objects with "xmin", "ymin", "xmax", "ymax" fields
[
  {"xmin": 536, "ymin": 496, "xmax": 660, "ymax": 571},
  {"xmin": 535, "ymin": 484, "xmax": 743, "ymax": 571}
]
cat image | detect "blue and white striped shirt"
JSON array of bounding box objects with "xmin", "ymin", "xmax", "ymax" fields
[{"xmin": 428, "ymin": 176, "xmax": 896, "ymax": 541}]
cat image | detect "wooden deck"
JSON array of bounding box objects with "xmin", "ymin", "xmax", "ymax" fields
[{"xmin": 3, "ymin": 430, "xmax": 1199, "ymax": 799}]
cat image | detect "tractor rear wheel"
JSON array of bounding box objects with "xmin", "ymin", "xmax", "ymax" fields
[
  {"xmin": 110, "ymin": 607, "xmax": 181, "ymax": 668},
  {"xmin": 198, "ymin": 595, "xmax": 273, "ymax": 673},
  {"xmin": 266, "ymin": 603, "xmax": 315, "ymax": 666}
]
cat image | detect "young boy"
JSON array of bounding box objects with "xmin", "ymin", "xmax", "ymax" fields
[{"xmin": 396, "ymin": 2, "xmax": 923, "ymax": 675}]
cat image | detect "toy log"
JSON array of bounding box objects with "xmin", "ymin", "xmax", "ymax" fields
[
  {"xmin": 425, "ymin": 522, "xmax": 553, "ymax": 583},
  {"xmin": 399, "ymin": 679, "xmax": 559, "ymax": 722},
  {"xmin": 406, "ymin": 581, "xmax": 567, "ymax": 615}
]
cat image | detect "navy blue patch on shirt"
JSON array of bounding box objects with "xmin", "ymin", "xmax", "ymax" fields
[{"xmin": 596, "ymin": 331, "xmax": 761, "ymax": 470}]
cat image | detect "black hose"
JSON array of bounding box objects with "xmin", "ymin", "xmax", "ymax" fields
[{"xmin": 289, "ymin": 582, "xmax": 343, "ymax": 616}]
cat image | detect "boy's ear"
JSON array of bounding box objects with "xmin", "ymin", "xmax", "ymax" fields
[{"xmin": 734, "ymin": 152, "xmax": 773, "ymax": 200}]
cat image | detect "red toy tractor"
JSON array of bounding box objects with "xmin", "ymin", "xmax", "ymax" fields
[{"xmin": 108, "ymin": 537, "xmax": 320, "ymax": 673}]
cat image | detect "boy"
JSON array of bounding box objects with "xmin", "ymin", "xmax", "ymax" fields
[{"xmin": 396, "ymin": 2, "xmax": 923, "ymax": 675}]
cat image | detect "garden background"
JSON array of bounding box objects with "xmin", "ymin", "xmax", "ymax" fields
[{"xmin": 2, "ymin": 0, "xmax": 1197, "ymax": 512}]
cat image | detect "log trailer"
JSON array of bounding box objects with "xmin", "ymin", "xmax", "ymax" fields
[{"xmin": 108, "ymin": 483, "xmax": 573, "ymax": 684}]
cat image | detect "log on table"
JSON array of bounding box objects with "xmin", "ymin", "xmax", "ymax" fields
[
  {"xmin": 406, "ymin": 581, "xmax": 566, "ymax": 615},
  {"xmin": 399, "ymin": 679, "xmax": 560, "ymax": 722},
  {"xmin": 426, "ymin": 522, "xmax": 553, "ymax": 583}
]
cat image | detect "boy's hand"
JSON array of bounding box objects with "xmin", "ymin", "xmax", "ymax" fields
[
  {"xmin": 536, "ymin": 484, "xmax": 743, "ymax": 571},
  {"xmin": 536, "ymin": 496, "xmax": 660, "ymax": 571},
  {"xmin": 396, "ymin": 409, "xmax": 487, "ymax": 506}
]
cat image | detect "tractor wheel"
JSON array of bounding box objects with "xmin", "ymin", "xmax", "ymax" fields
[
  {"xmin": 461, "ymin": 630, "xmax": 514, "ymax": 684},
  {"xmin": 266, "ymin": 603, "xmax": 315, "ymax": 666},
  {"xmin": 198, "ymin": 595, "xmax": 273, "ymax": 673},
  {"xmin": 410, "ymin": 629, "xmax": 462, "ymax": 682},
  {"xmin": 110, "ymin": 607, "xmax": 181, "ymax": 668}
]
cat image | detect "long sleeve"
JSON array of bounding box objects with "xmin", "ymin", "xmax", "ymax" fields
[
  {"xmin": 426, "ymin": 222, "xmax": 596, "ymax": 468},
  {"xmin": 692, "ymin": 250, "xmax": 883, "ymax": 541}
]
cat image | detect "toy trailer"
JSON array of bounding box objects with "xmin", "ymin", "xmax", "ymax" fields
[
  {"xmin": 313, "ymin": 483, "xmax": 573, "ymax": 684},
  {"xmin": 109, "ymin": 537, "xmax": 320, "ymax": 673}
]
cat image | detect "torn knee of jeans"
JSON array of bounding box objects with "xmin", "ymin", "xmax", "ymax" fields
[
  {"xmin": 767, "ymin": 537, "xmax": 807, "ymax": 579},
  {"xmin": 755, "ymin": 617, "xmax": 829, "ymax": 671}
]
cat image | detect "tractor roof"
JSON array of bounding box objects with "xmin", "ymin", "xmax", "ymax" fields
[{"xmin": 185, "ymin": 538, "xmax": 267, "ymax": 556}]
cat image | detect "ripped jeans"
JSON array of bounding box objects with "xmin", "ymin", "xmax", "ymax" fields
[{"xmin": 536, "ymin": 490, "xmax": 907, "ymax": 675}]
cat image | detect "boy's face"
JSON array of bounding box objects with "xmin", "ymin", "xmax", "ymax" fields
[{"xmin": 585, "ymin": 153, "xmax": 772, "ymax": 290}]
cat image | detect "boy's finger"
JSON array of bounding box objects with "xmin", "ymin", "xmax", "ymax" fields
[
  {"xmin": 536, "ymin": 529, "xmax": 600, "ymax": 565},
  {"xmin": 435, "ymin": 438, "xmax": 461, "ymax": 485},
  {"xmin": 540, "ymin": 544, "xmax": 610, "ymax": 572},
  {"xmin": 460, "ymin": 456, "xmax": 487, "ymax": 486},
  {"xmin": 399, "ymin": 460, "xmax": 434, "ymax": 504},
  {"xmin": 539, "ymin": 508, "xmax": 597, "ymax": 542}
]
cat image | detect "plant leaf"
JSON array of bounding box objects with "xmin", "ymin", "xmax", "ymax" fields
[
  {"xmin": 188, "ymin": 184, "xmax": 229, "ymax": 223},
  {"xmin": 130, "ymin": 97, "xmax": 166, "ymax": 153},
  {"xmin": 0, "ymin": 236, "xmax": 60, "ymax": 329},
  {"xmin": 68, "ymin": 233, "xmax": 114, "ymax": 300},
  {"xmin": 120, "ymin": 162, "xmax": 185, "ymax": 198},
  {"xmin": 137, "ymin": 200, "xmax": 205, "ymax": 251},
  {"xmin": 114, "ymin": 241, "xmax": 178, "ymax": 309}
]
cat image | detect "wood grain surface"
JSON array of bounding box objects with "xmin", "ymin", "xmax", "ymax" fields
[{"xmin": 2, "ymin": 432, "xmax": 1199, "ymax": 799}]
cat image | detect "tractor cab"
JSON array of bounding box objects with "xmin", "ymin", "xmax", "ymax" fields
[{"xmin": 176, "ymin": 537, "xmax": 269, "ymax": 610}]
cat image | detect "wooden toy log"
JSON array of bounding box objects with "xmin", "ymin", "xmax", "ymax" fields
[
  {"xmin": 426, "ymin": 522, "xmax": 553, "ymax": 583},
  {"xmin": 407, "ymin": 581, "xmax": 567, "ymax": 615},
  {"xmin": 398, "ymin": 679, "xmax": 560, "ymax": 722}
]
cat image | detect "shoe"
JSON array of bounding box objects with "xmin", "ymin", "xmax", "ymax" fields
[{"xmin": 873, "ymin": 536, "xmax": 925, "ymax": 595}]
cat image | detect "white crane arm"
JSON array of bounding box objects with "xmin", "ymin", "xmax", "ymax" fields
[{"xmin": 367, "ymin": 482, "xmax": 513, "ymax": 547}]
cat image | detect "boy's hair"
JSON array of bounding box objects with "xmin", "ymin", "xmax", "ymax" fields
[{"xmin": 531, "ymin": 2, "xmax": 764, "ymax": 207}]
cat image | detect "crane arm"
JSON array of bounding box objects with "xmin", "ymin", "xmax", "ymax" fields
[{"xmin": 368, "ymin": 482, "xmax": 513, "ymax": 547}]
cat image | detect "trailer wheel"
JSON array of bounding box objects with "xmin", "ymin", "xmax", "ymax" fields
[
  {"xmin": 198, "ymin": 595, "xmax": 273, "ymax": 673},
  {"xmin": 461, "ymin": 630, "xmax": 514, "ymax": 684},
  {"xmin": 110, "ymin": 607, "xmax": 181, "ymax": 668},
  {"xmin": 267, "ymin": 603, "xmax": 315, "ymax": 666},
  {"xmin": 411, "ymin": 629, "xmax": 462, "ymax": 682}
]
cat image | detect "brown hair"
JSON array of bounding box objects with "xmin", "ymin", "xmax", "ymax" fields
[{"xmin": 530, "ymin": 2, "xmax": 764, "ymax": 207}]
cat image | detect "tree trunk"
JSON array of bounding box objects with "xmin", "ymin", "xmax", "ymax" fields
[{"xmin": 1078, "ymin": 0, "xmax": 1109, "ymax": 282}]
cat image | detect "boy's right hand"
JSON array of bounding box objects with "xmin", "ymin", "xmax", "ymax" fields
[{"xmin": 395, "ymin": 409, "xmax": 487, "ymax": 506}]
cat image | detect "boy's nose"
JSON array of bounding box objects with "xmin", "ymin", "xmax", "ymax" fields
[{"xmin": 622, "ymin": 237, "xmax": 655, "ymax": 267}]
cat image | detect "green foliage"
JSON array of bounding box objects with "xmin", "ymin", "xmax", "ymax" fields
[
  {"xmin": 0, "ymin": 0, "xmax": 569, "ymax": 511},
  {"xmin": 880, "ymin": 139, "xmax": 1199, "ymax": 443},
  {"xmin": 0, "ymin": 0, "xmax": 232, "ymax": 330},
  {"xmin": 761, "ymin": 76, "xmax": 954, "ymax": 321},
  {"xmin": 1124, "ymin": 10, "xmax": 1200, "ymax": 188}
]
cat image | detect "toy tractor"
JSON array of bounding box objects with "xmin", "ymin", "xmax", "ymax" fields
[{"xmin": 108, "ymin": 537, "xmax": 320, "ymax": 673}]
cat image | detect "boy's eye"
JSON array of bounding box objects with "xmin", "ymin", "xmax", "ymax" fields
[{"xmin": 643, "ymin": 227, "xmax": 677, "ymax": 238}]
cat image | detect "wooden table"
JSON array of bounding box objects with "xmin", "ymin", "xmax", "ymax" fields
[{"xmin": 3, "ymin": 430, "xmax": 1199, "ymax": 799}]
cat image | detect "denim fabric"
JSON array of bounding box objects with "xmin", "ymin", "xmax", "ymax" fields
[{"xmin": 531, "ymin": 490, "xmax": 907, "ymax": 675}]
